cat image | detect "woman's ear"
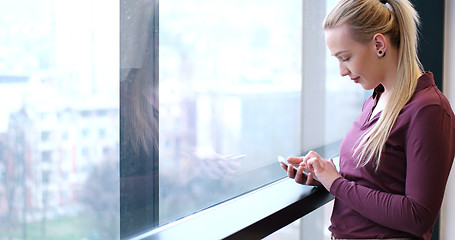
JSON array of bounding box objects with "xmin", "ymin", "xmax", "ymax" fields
[{"xmin": 373, "ymin": 33, "xmax": 387, "ymax": 57}]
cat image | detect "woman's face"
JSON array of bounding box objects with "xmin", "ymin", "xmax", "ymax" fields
[{"xmin": 325, "ymin": 25, "xmax": 384, "ymax": 90}]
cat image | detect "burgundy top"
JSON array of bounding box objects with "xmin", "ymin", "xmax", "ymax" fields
[{"xmin": 329, "ymin": 72, "xmax": 455, "ymax": 239}]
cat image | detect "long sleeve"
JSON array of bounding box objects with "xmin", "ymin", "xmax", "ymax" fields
[
  {"xmin": 329, "ymin": 72, "xmax": 455, "ymax": 239},
  {"xmin": 331, "ymin": 104, "xmax": 454, "ymax": 235}
]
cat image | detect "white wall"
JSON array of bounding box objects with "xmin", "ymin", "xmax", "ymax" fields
[{"xmin": 440, "ymin": 0, "xmax": 455, "ymax": 239}]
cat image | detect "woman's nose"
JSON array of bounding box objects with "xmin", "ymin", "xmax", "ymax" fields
[{"xmin": 339, "ymin": 63, "xmax": 350, "ymax": 77}]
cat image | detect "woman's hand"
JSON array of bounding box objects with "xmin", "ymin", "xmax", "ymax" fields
[
  {"xmin": 280, "ymin": 156, "xmax": 321, "ymax": 186},
  {"xmin": 299, "ymin": 151, "xmax": 341, "ymax": 191}
]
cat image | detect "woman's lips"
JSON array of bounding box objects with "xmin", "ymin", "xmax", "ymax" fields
[{"xmin": 351, "ymin": 77, "xmax": 360, "ymax": 83}]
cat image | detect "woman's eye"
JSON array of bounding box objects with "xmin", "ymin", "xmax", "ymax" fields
[{"xmin": 342, "ymin": 57, "xmax": 350, "ymax": 62}]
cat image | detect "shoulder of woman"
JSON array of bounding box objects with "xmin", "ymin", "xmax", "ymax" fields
[{"xmin": 405, "ymin": 73, "xmax": 453, "ymax": 117}]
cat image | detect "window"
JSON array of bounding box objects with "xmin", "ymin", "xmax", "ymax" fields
[
  {"xmin": 121, "ymin": 0, "xmax": 366, "ymax": 238},
  {"xmin": 158, "ymin": 0, "xmax": 303, "ymax": 226},
  {"xmin": 81, "ymin": 128, "xmax": 90, "ymax": 138},
  {"xmin": 0, "ymin": 0, "xmax": 119, "ymax": 239},
  {"xmin": 41, "ymin": 131, "xmax": 51, "ymax": 142},
  {"xmin": 1, "ymin": 0, "xmax": 368, "ymax": 239},
  {"xmin": 41, "ymin": 151, "xmax": 52, "ymax": 162},
  {"xmin": 42, "ymin": 170, "xmax": 50, "ymax": 184},
  {"xmin": 99, "ymin": 128, "xmax": 106, "ymax": 138}
]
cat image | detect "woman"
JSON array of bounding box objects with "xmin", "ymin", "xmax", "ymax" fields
[{"xmin": 281, "ymin": 0, "xmax": 455, "ymax": 239}]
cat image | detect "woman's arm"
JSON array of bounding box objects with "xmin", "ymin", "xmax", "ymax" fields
[{"xmin": 331, "ymin": 105, "xmax": 454, "ymax": 235}]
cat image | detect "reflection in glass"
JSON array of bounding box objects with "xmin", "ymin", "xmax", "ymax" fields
[
  {"xmin": 159, "ymin": 0, "xmax": 302, "ymax": 225},
  {"xmin": 120, "ymin": 0, "xmax": 159, "ymax": 238}
]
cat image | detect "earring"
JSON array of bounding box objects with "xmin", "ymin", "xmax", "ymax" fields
[
  {"xmin": 378, "ymin": 50, "xmax": 383, "ymax": 55},
  {"xmin": 378, "ymin": 50, "xmax": 386, "ymax": 57}
]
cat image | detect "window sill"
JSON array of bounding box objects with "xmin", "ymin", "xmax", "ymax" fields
[{"xmin": 129, "ymin": 177, "xmax": 334, "ymax": 240}]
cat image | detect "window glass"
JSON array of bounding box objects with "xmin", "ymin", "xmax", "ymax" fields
[
  {"xmin": 0, "ymin": 0, "xmax": 119, "ymax": 239},
  {"xmin": 119, "ymin": 0, "xmax": 367, "ymax": 236},
  {"xmin": 1, "ymin": 0, "xmax": 371, "ymax": 239},
  {"xmin": 159, "ymin": 0, "xmax": 302, "ymax": 225}
]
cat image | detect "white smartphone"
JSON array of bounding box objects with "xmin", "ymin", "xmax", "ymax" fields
[
  {"xmin": 277, "ymin": 155, "xmax": 319, "ymax": 181},
  {"xmin": 277, "ymin": 155, "xmax": 300, "ymax": 171}
]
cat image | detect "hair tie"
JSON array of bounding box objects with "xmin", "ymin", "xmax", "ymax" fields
[{"xmin": 380, "ymin": 0, "xmax": 392, "ymax": 11}]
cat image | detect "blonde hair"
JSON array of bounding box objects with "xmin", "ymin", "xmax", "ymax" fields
[{"xmin": 324, "ymin": 0, "xmax": 423, "ymax": 169}]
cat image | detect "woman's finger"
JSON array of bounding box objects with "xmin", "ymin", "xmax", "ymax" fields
[
  {"xmin": 280, "ymin": 163, "xmax": 288, "ymax": 171},
  {"xmin": 305, "ymin": 172, "xmax": 315, "ymax": 185},
  {"xmin": 287, "ymin": 157, "xmax": 303, "ymax": 165},
  {"xmin": 294, "ymin": 166, "xmax": 306, "ymax": 183},
  {"xmin": 305, "ymin": 157, "xmax": 318, "ymax": 172},
  {"xmin": 287, "ymin": 163, "xmax": 296, "ymax": 178}
]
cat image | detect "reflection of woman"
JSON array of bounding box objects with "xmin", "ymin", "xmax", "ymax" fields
[
  {"xmin": 282, "ymin": 0, "xmax": 455, "ymax": 239},
  {"xmin": 120, "ymin": 68, "xmax": 158, "ymax": 238},
  {"xmin": 119, "ymin": 0, "xmax": 158, "ymax": 238}
]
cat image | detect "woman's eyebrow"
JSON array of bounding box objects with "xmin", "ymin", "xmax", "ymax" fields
[{"xmin": 334, "ymin": 50, "xmax": 349, "ymax": 57}]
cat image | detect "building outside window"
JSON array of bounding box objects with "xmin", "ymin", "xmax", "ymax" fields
[{"xmin": 0, "ymin": 0, "xmax": 367, "ymax": 239}]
